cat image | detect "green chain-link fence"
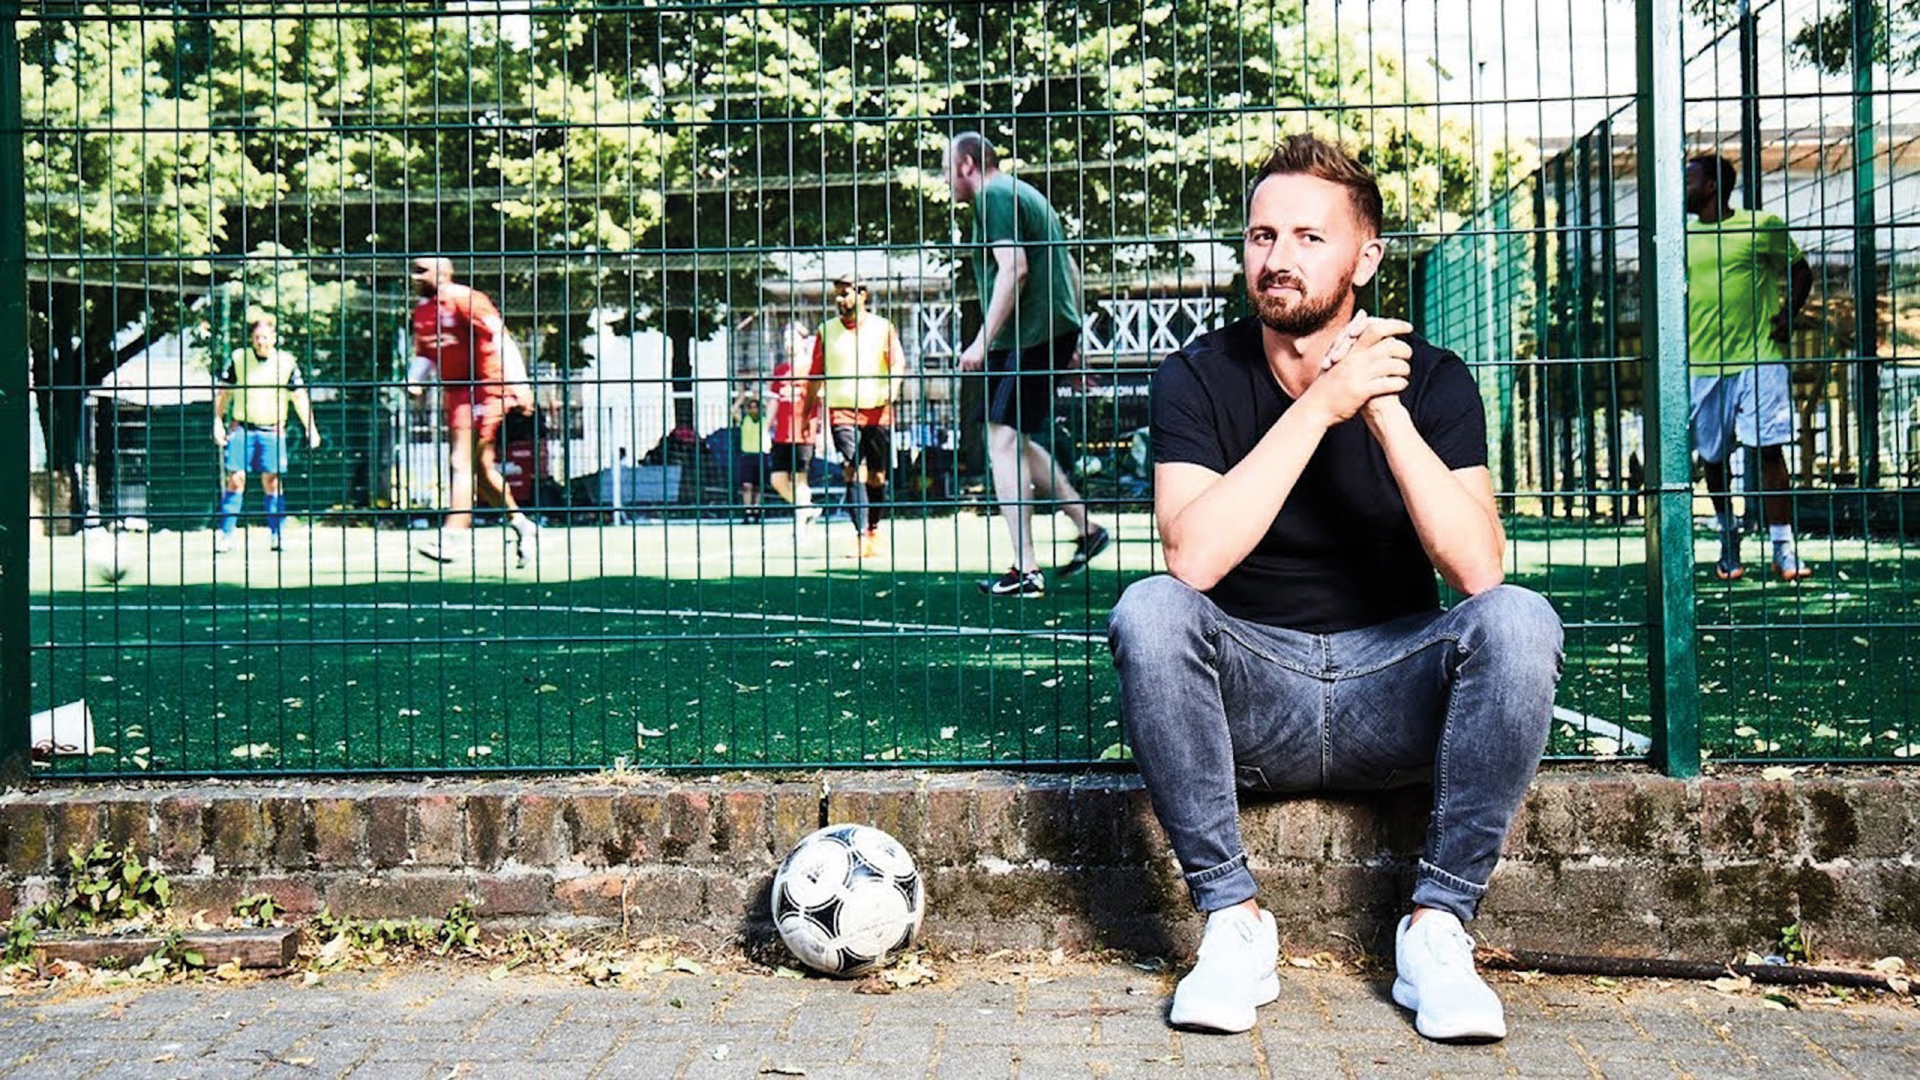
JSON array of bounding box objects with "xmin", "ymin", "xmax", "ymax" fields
[{"xmin": 5, "ymin": 0, "xmax": 1917, "ymax": 777}]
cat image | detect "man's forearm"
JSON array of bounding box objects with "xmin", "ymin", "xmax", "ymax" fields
[
  {"xmin": 1159, "ymin": 406, "xmax": 1329, "ymax": 591},
  {"xmin": 1367, "ymin": 406, "xmax": 1504, "ymax": 594},
  {"xmin": 974, "ymin": 269, "xmax": 1022, "ymax": 354}
]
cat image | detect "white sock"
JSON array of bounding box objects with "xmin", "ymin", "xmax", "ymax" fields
[{"xmin": 1769, "ymin": 524, "xmax": 1793, "ymax": 545}]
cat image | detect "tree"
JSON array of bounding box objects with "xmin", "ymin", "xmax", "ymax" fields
[{"xmin": 22, "ymin": 1, "xmax": 1508, "ymax": 457}]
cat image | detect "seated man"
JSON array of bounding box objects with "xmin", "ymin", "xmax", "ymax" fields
[{"xmin": 1107, "ymin": 135, "xmax": 1563, "ymax": 1041}]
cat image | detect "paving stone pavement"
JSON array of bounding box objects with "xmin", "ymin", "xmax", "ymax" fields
[{"xmin": 0, "ymin": 958, "xmax": 1914, "ymax": 1079}]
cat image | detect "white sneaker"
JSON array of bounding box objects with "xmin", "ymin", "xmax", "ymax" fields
[
  {"xmin": 510, "ymin": 515, "xmax": 538, "ymax": 568},
  {"xmin": 1392, "ymin": 911, "xmax": 1506, "ymax": 1041},
  {"xmin": 1168, "ymin": 905, "xmax": 1279, "ymax": 1033},
  {"xmin": 213, "ymin": 532, "xmax": 235, "ymax": 554},
  {"xmin": 416, "ymin": 531, "xmax": 454, "ymax": 564}
]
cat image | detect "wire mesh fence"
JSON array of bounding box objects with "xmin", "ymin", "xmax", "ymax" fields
[{"xmin": 6, "ymin": 0, "xmax": 1918, "ymax": 777}]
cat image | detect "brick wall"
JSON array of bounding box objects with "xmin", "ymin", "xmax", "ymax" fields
[{"xmin": 2, "ymin": 771, "xmax": 1915, "ymax": 960}]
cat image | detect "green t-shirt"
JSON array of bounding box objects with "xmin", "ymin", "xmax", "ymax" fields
[
  {"xmin": 970, "ymin": 173, "xmax": 1082, "ymax": 351},
  {"xmin": 1686, "ymin": 209, "xmax": 1801, "ymax": 373}
]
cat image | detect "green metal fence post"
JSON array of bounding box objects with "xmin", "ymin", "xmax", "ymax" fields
[
  {"xmin": 1637, "ymin": 0, "xmax": 1700, "ymax": 777},
  {"xmin": 1852, "ymin": 0, "xmax": 1881, "ymax": 488},
  {"xmin": 1737, "ymin": 0, "xmax": 1762, "ymax": 209},
  {"xmin": 0, "ymin": 1, "xmax": 29, "ymax": 773}
]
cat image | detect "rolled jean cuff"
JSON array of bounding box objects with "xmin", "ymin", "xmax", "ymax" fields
[
  {"xmin": 1411, "ymin": 859, "xmax": 1488, "ymax": 923},
  {"xmin": 1185, "ymin": 852, "xmax": 1258, "ymax": 912}
]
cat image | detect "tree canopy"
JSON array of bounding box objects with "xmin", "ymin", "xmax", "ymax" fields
[{"xmin": 23, "ymin": 0, "xmax": 1500, "ymax": 456}]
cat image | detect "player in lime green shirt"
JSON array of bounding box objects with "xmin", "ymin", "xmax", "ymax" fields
[
  {"xmin": 1685, "ymin": 154, "xmax": 1814, "ymax": 581},
  {"xmin": 212, "ymin": 315, "xmax": 321, "ymax": 554}
]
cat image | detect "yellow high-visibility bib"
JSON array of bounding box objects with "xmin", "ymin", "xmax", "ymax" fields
[{"xmin": 818, "ymin": 315, "xmax": 894, "ymax": 410}]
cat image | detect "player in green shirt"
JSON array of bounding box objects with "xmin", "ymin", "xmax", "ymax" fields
[
  {"xmin": 1685, "ymin": 154, "xmax": 1814, "ymax": 581},
  {"xmin": 945, "ymin": 132, "xmax": 1109, "ymax": 597}
]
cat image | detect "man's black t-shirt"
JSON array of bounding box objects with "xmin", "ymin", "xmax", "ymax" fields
[{"xmin": 1151, "ymin": 317, "xmax": 1488, "ymax": 633}]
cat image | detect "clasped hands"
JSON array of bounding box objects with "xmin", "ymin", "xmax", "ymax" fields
[{"xmin": 1307, "ymin": 309, "xmax": 1413, "ymax": 426}]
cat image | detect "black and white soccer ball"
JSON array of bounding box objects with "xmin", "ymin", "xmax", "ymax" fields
[
  {"xmin": 771, "ymin": 823, "xmax": 925, "ymax": 977},
  {"xmin": 84, "ymin": 528, "xmax": 131, "ymax": 584}
]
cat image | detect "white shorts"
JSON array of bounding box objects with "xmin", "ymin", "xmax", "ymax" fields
[{"xmin": 1690, "ymin": 363, "xmax": 1793, "ymax": 465}]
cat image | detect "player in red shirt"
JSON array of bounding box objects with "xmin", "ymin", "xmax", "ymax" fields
[
  {"xmin": 407, "ymin": 257, "xmax": 538, "ymax": 567},
  {"xmin": 766, "ymin": 353, "xmax": 822, "ymax": 525}
]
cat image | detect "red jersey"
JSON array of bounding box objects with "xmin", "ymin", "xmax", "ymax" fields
[
  {"xmin": 768, "ymin": 359, "xmax": 819, "ymax": 444},
  {"xmin": 412, "ymin": 282, "xmax": 503, "ymax": 385}
]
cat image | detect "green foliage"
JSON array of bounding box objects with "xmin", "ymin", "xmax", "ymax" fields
[
  {"xmin": 1779, "ymin": 921, "xmax": 1814, "ymax": 963},
  {"xmin": 435, "ymin": 899, "xmax": 481, "ymax": 956},
  {"xmin": 24, "ymin": 0, "xmax": 1501, "ymax": 396},
  {"xmin": 4, "ymin": 913, "xmax": 39, "ymax": 965},
  {"xmin": 233, "ymin": 893, "xmax": 282, "ymax": 926},
  {"xmin": 43, "ymin": 841, "xmax": 173, "ymax": 930},
  {"xmin": 306, "ymin": 900, "xmax": 484, "ymax": 959}
]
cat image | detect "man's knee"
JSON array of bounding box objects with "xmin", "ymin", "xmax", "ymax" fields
[
  {"xmin": 985, "ymin": 423, "xmax": 1021, "ymax": 455},
  {"xmin": 1450, "ymin": 585, "xmax": 1563, "ymax": 679},
  {"xmin": 1108, "ymin": 575, "xmax": 1212, "ymax": 659}
]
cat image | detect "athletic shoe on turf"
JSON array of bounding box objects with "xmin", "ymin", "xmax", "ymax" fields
[
  {"xmin": 268, "ymin": 533, "xmax": 282, "ymax": 552},
  {"xmin": 213, "ymin": 532, "xmax": 235, "ymax": 554},
  {"xmin": 1168, "ymin": 905, "xmax": 1280, "ymax": 1034},
  {"xmin": 860, "ymin": 528, "xmax": 886, "ymax": 560},
  {"xmin": 416, "ymin": 532, "xmax": 454, "ymax": 564},
  {"xmin": 1056, "ymin": 523, "xmax": 1111, "ymax": 577},
  {"xmin": 1713, "ymin": 555, "xmax": 1745, "ymax": 581},
  {"xmin": 979, "ymin": 567, "xmax": 1045, "ymax": 597},
  {"xmin": 1772, "ymin": 550, "xmax": 1813, "ymax": 581},
  {"xmin": 511, "ymin": 516, "xmax": 538, "ymax": 569},
  {"xmin": 1392, "ymin": 911, "xmax": 1506, "ymax": 1042}
]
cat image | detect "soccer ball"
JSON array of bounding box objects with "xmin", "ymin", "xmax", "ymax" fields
[
  {"xmin": 771, "ymin": 823, "xmax": 925, "ymax": 977},
  {"xmin": 84, "ymin": 529, "xmax": 130, "ymax": 584}
]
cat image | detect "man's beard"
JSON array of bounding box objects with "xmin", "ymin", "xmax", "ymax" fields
[{"xmin": 1250, "ymin": 268, "xmax": 1352, "ymax": 336}]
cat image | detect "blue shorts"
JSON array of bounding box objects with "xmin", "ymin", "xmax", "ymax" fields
[{"xmin": 223, "ymin": 427, "xmax": 289, "ymax": 475}]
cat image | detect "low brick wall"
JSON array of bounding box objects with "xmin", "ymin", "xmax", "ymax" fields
[{"xmin": 2, "ymin": 771, "xmax": 1915, "ymax": 961}]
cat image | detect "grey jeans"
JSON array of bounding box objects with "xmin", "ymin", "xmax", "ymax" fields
[{"xmin": 1106, "ymin": 576, "xmax": 1563, "ymax": 921}]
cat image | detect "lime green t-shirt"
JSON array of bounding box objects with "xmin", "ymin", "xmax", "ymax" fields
[
  {"xmin": 970, "ymin": 174, "xmax": 1082, "ymax": 351},
  {"xmin": 1686, "ymin": 209, "xmax": 1801, "ymax": 373}
]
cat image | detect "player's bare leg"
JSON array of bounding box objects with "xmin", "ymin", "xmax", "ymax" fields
[
  {"xmin": 418, "ymin": 426, "xmax": 476, "ymax": 563},
  {"xmin": 474, "ymin": 423, "xmax": 538, "ymax": 568},
  {"xmin": 987, "ymin": 422, "xmax": 1039, "ymax": 575},
  {"xmin": 1021, "ymin": 437, "xmax": 1109, "ymax": 576}
]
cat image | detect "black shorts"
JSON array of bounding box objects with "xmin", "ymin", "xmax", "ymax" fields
[
  {"xmin": 831, "ymin": 424, "xmax": 892, "ymax": 476},
  {"xmin": 986, "ymin": 331, "xmax": 1077, "ymax": 435},
  {"xmin": 735, "ymin": 452, "xmax": 767, "ymax": 485},
  {"xmin": 769, "ymin": 443, "xmax": 813, "ymax": 476}
]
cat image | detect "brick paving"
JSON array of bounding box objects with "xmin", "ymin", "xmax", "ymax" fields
[{"xmin": 1, "ymin": 958, "xmax": 1914, "ymax": 1078}]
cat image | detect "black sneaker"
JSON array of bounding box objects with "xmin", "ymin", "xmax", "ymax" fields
[
  {"xmin": 979, "ymin": 566, "xmax": 1045, "ymax": 597},
  {"xmin": 1056, "ymin": 524, "xmax": 1111, "ymax": 576}
]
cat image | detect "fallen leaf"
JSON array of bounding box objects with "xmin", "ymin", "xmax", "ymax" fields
[
  {"xmin": 1758, "ymin": 765, "xmax": 1797, "ymax": 781},
  {"xmin": 1707, "ymin": 975, "xmax": 1753, "ymax": 995},
  {"xmin": 672, "ymin": 957, "xmax": 704, "ymax": 975}
]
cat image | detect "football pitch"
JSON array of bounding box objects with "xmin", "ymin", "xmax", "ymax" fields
[{"xmin": 28, "ymin": 514, "xmax": 1920, "ymax": 775}]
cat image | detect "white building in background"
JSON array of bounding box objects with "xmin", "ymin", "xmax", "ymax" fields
[{"xmin": 573, "ymin": 311, "xmax": 733, "ymax": 480}]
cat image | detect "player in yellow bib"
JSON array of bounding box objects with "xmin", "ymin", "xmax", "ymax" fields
[
  {"xmin": 1685, "ymin": 154, "xmax": 1814, "ymax": 581},
  {"xmin": 211, "ymin": 315, "xmax": 321, "ymax": 554},
  {"xmin": 803, "ymin": 276, "xmax": 907, "ymax": 560}
]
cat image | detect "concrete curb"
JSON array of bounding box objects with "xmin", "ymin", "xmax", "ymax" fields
[{"xmin": 3, "ymin": 770, "xmax": 1915, "ymax": 960}]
